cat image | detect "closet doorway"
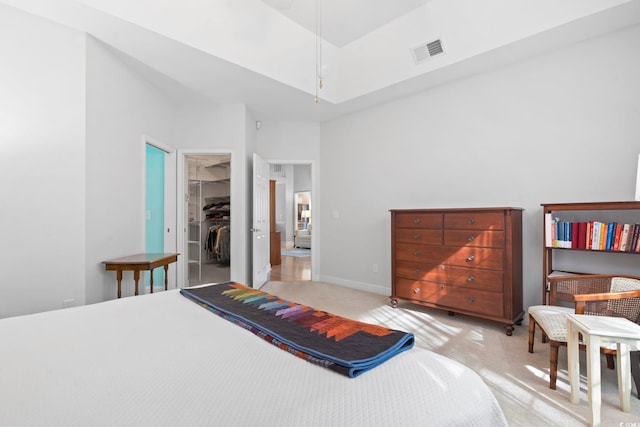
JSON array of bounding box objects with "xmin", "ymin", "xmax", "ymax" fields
[{"xmin": 183, "ymin": 153, "xmax": 231, "ymax": 286}]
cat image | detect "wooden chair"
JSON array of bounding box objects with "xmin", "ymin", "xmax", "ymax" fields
[{"xmin": 528, "ymin": 275, "xmax": 640, "ymax": 394}]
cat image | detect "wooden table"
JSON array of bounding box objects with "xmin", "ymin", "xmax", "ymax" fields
[
  {"xmin": 567, "ymin": 314, "xmax": 640, "ymax": 427},
  {"xmin": 103, "ymin": 253, "xmax": 179, "ymax": 298}
]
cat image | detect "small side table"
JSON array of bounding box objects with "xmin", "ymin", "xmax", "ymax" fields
[
  {"xmin": 567, "ymin": 314, "xmax": 640, "ymax": 427},
  {"xmin": 103, "ymin": 253, "xmax": 179, "ymax": 298}
]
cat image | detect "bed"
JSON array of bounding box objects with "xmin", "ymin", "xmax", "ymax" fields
[{"xmin": 0, "ymin": 283, "xmax": 507, "ymax": 426}]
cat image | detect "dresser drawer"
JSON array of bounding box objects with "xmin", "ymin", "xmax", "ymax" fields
[
  {"xmin": 395, "ymin": 261, "xmax": 503, "ymax": 291},
  {"xmin": 395, "ymin": 260, "xmax": 443, "ymax": 282},
  {"xmin": 394, "ymin": 278, "xmax": 441, "ymax": 302},
  {"xmin": 436, "ymin": 286, "xmax": 504, "ymax": 318},
  {"xmin": 395, "ymin": 243, "xmax": 443, "ymax": 263},
  {"xmin": 395, "ymin": 212, "xmax": 442, "ymax": 229},
  {"xmin": 395, "ymin": 228, "xmax": 442, "ymax": 245},
  {"xmin": 444, "ymin": 212, "xmax": 504, "ymax": 230},
  {"xmin": 444, "ymin": 230, "xmax": 504, "ymax": 248},
  {"xmin": 443, "ymin": 247, "xmax": 504, "ymax": 270},
  {"xmin": 394, "ymin": 278, "xmax": 504, "ymax": 317},
  {"xmin": 438, "ymin": 264, "xmax": 503, "ymax": 292}
]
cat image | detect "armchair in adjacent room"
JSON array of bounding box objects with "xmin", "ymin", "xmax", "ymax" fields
[{"xmin": 295, "ymin": 222, "xmax": 311, "ymax": 249}]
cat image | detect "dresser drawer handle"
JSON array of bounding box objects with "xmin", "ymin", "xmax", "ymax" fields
[
  {"xmin": 413, "ymin": 234, "xmax": 421, "ymax": 240},
  {"xmin": 467, "ymin": 218, "xmax": 475, "ymax": 225},
  {"xmin": 466, "ymin": 255, "xmax": 475, "ymax": 262},
  {"xmin": 413, "ymin": 218, "xmax": 421, "ymax": 224},
  {"xmin": 414, "ymin": 269, "xmax": 420, "ymax": 274},
  {"xmin": 414, "ymin": 250, "xmax": 421, "ymax": 256},
  {"xmin": 467, "ymin": 275, "xmax": 475, "ymax": 282},
  {"xmin": 413, "ymin": 288, "xmax": 420, "ymax": 294},
  {"xmin": 467, "ymin": 236, "xmax": 475, "ymax": 242},
  {"xmin": 467, "ymin": 297, "xmax": 475, "ymax": 304}
]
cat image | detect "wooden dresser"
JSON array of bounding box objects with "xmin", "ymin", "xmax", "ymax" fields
[{"xmin": 390, "ymin": 207, "xmax": 524, "ymax": 335}]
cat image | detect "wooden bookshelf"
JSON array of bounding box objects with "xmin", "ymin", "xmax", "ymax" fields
[{"xmin": 541, "ymin": 201, "xmax": 640, "ymax": 304}]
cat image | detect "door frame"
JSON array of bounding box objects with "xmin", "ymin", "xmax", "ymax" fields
[
  {"xmin": 142, "ymin": 135, "xmax": 177, "ymax": 289},
  {"xmin": 266, "ymin": 159, "xmax": 318, "ymax": 281},
  {"xmin": 177, "ymin": 148, "xmax": 235, "ymax": 287}
]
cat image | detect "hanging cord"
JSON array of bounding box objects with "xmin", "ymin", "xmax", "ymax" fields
[{"xmin": 315, "ymin": 0, "xmax": 323, "ymax": 103}]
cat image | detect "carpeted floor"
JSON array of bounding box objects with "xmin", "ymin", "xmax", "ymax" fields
[
  {"xmin": 261, "ymin": 280, "xmax": 640, "ymax": 427},
  {"xmin": 281, "ymin": 248, "xmax": 311, "ymax": 258}
]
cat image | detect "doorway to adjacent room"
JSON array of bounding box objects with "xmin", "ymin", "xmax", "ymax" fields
[{"xmin": 268, "ymin": 163, "xmax": 312, "ymax": 282}]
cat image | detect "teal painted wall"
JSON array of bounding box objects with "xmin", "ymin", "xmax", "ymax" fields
[{"xmin": 145, "ymin": 144, "xmax": 165, "ymax": 289}]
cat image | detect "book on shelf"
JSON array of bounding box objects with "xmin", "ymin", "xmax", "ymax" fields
[
  {"xmin": 577, "ymin": 222, "xmax": 587, "ymax": 249},
  {"xmin": 545, "ymin": 217, "xmax": 640, "ymax": 252},
  {"xmin": 631, "ymin": 224, "xmax": 640, "ymax": 253},
  {"xmin": 605, "ymin": 222, "xmax": 615, "ymax": 251},
  {"xmin": 571, "ymin": 222, "xmax": 578, "ymax": 249},
  {"xmin": 592, "ymin": 222, "xmax": 601, "ymax": 250},
  {"xmin": 625, "ymin": 224, "xmax": 634, "ymax": 251},
  {"xmin": 613, "ymin": 223, "xmax": 623, "ymax": 251},
  {"xmin": 560, "ymin": 221, "xmax": 568, "ymax": 248},
  {"xmin": 621, "ymin": 224, "xmax": 630, "ymax": 251},
  {"xmin": 544, "ymin": 213, "xmax": 553, "ymax": 247}
]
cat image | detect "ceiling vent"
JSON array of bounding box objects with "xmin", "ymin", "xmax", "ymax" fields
[{"xmin": 411, "ymin": 39, "xmax": 445, "ymax": 64}]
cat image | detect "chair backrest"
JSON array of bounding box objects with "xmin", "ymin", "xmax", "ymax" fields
[
  {"xmin": 611, "ymin": 277, "xmax": 640, "ymax": 292},
  {"xmin": 549, "ymin": 275, "xmax": 612, "ymax": 306},
  {"xmin": 605, "ymin": 277, "xmax": 640, "ymax": 323},
  {"xmin": 552, "ymin": 275, "xmax": 640, "ymax": 323}
]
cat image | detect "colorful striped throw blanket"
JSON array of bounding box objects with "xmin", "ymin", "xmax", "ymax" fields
[{"xmin": 180, "ymin": 282, "xmax": 414, "ymax": 378}]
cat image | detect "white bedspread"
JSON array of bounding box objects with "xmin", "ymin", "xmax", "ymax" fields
[{"xmin": 0, "ymin": 288, "xmax": 507, "ymax": 426}]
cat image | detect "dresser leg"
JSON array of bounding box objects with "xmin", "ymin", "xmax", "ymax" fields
[
  {"xmin": 504, "ymin": 324, "xmax": 515, "ymax": 336},
  {"xmin": 389, "ymin": 298, "xmax": 398, "ymax": 308}
]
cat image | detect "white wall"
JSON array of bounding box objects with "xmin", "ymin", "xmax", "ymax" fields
[
  {"xmin": 85, "ymin": 37, "xmax": 177, "ymax": 302},
  {"xmin": 256, "ymin": 121, "xmax": 321, "ymax": 161},
  {"xmin": 0, "ymin": 5, "xmax": 254, "ymax": 315},
  {"xmin": 294, "ymin": 165, "xmax": 311, "ymax": 193},
  {"xmin": 1, "ymin": 9, "xmax": 255, "ymax": 314},
  {"xmin": 320, "ymin": 24, "xmax": 640, "ymax": 311},
  {"xmin": 256, "ymin": 121, "xmax": 321, "ymax": 279},
  {"xmin": 175, "ymin": 104, "xmax": 251, "ymax": 285},
  {"xmin": 0, "ymin": 5, "xmax": 86, "ymax": 317}
]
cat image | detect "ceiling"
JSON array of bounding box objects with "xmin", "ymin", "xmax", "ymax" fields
[
  {"xmin": 2, "ymin": 0, "xmax": 640, "ymax": 122},
  {"xmin": 261, "ymin": 0, "xmax": 432, "ymax": 47}
]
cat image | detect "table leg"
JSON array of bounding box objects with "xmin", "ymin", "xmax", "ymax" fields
[
  {"xmin": 116, "ymin": 270, "xmax": 123, "ymax": 299},
  {"xmin": 618, "ymin": 343, "xmax": 631, "ymax": 412},
  {"xmin": 164, "ymin": 264, "xmax": 169, "ymax": 291},
  {"xmin": 133, "ymin": 270, "xmax": 140, "ymax": 296},
  {"xmin": 586, "ymin": 335, "xmax": 602, "ymax": 427},
  {"xmin": 150, "ymin": 268, "xmax": 154, "ymax": 294},
  {"xmin": 568, "ymin": 320, "xmax": 580, "ymax": 404}
]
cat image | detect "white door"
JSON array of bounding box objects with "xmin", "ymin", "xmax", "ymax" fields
[
  {"xmin": 252, "ymin": 153, "xmax": 270, "ymax": 288},
  {"xmin": 164, "ymin": 149, "xmax": 177, "ymax": 288}
]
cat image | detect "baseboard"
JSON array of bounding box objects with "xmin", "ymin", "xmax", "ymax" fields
[{"xmin": 317, "ymin": 275, "xmax": 389, "ymax": 296}]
